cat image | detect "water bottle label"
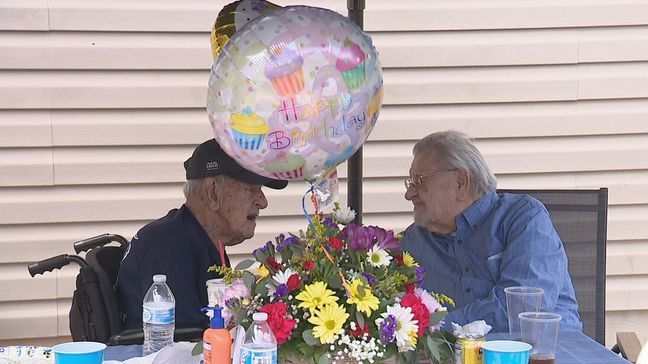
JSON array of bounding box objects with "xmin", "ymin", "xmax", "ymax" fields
[
  {"xmin": 143, "ymin": 306, "xmax": 174, "ymax": 324},
  {"xmin": 240, "ymin": 347, "xmax": 277, "ymax": 364}
]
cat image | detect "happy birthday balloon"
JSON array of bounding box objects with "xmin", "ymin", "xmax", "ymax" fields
[
  {"xmin": 207, "ymin": 6, "xmax": 384, "ymax": 181},
  {"xmin": 211, "ymin": 0, "xmax": 281, "ymax": 60}
]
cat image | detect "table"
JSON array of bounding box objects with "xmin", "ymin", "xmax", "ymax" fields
[
  {"xmin": 105, "ymin": 331, "xmax": 629, "ymax": 363},
  {"xmin": 487, "ymin": 331, "xmax": 629, "ymax": 364}
]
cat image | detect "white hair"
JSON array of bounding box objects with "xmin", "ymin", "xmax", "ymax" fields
[
  {"xmin": 183, "ymin": 175, "xmax": 225, "ymax": 199},
  {"xmin": 413, "ymin": 130, "xmax": 497, "ymax": 197}
]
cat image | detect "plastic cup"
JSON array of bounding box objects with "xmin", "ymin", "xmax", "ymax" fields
[
  {"xmin": 505, "ymin": 286, "xmax": 543, "ymax": 339},
  {"xmin": 519, "ymin": 312, "xmax": 562, "ymax": 364},
  {"xmin": 482, "ymin": 340, "xmax": 532, "ymax": 364},
  {"xmin": 52, "ymin": 341, "xmax": 106, "ymax": 364},
  {"xmin": 206, "ymin": 278, "xmax": 229, "ymax": 307}
]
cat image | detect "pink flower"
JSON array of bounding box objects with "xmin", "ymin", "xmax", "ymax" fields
[
  {"xmin": 260, "ymin": 302, "xmax": 296, "ymax": 345},
  {"xmin": 220, "ymin": 280, "xmax": 250, "ymax": 323},
  {"xmin": 415, "ymin": 288, "xmax": 444, "ymax": 332},
  {"xmin": 401, "ymin": 293, "xmax": 430, "ymax": 337}
]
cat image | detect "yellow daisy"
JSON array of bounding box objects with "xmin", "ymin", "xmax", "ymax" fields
[
  {"xmin": 346, "ymin": 279, "xmax": 380, "ymax": 316},
  {"xmin": 296, "ymin": 281, "xmax": 339, "ymax": 314},
  {"xmin": 308, "ymin": 302, "xmax": 349, "ymax": 344},
  {"xmin": 403, "ymin": 252, "xmax": 419, "ymax": 267}
]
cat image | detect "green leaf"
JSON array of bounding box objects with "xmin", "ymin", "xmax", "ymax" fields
[
  {"xmin": 355, "ymin": 310, "xmax": 365, "ymax": 329},
  {"xmin": 429, "ymin": 311, "xmax": 447, "ymax": 326},
  {"xmin": 427, "ymin": 336, "xmax": 441, "ymax": 363},
  {"xmin": 255, "ymin": 282, "xmax": 268, "ymax": 297},
  {"xmin": 317, "ymin": 353, "xmax": 330, "ymax": 364},
  {"xmin": 302, "ymin": 329, "xmax": 319, "ymax": 346},
  {"xmin": 234, "ymin": 259, "xmax": 256, "ymax": 271},
  {"xmin": 242, "ymin": 270, "xmax": 255, "ymax": 292},
  {"xmin": 191, "ymin": 341, "xmax": 203, "ymax": 356},
  {"xmin": 326, "ymin": 273, "xmax": 342, "ymax": 289}
]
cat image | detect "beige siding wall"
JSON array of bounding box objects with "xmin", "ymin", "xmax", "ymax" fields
[{"xmin": 1, "ymin": 0, "xmax": 647, "ymax": 346}]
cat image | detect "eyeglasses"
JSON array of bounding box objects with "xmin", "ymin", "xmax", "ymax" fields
[{"xmin": 404, "ymin": 169, "xmax": 457, "ymax": 190}]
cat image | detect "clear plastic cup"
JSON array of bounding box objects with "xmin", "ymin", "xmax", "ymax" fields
[
  {"xmin": 206, "ymin": 278, "xmax": 229, "ymax": 307},
  {"xmin": 504, "ymin": 286, "xmax": 543, "ymax": 339},
  {"xmin": 519, "ymin": 312, "xmax": 562, "ymax": 364}
]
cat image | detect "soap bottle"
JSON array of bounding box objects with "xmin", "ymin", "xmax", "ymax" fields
[{"xmin": 202, "ymin": 306, "xmax": 231, "ymax": 364}]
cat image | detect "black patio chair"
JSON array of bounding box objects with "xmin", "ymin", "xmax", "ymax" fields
[
  {"xmin": 28, "ymin": 233, "xmax": 203, "ymax": 345},
  {"xmin": 497, "ymin": 188, "xmax": 608, "ymax": 345}
]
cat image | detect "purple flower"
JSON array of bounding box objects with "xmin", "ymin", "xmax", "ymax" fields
[
  {"xmin": 253, "ymin": 241, "xmax": 274, "ymax": 260},
  {"xmin": 416, "ymin": 266, "xmax": 426, "ymax": 285},
  {"xmin": 277, "ymin": 236, "xmax": 300, "ymax": 251},
  {"xmin": 373, "ymin": 227, "xmax": 400, "ymax": 250},
  {"xmin": 379, "ymin": 314, "xmax": 397, "ymax": 345},
  {"xmin": 363, "ymin": 272, "xmax": 377, "ymax": 287},
  {"xmin": 322, "ymin": 217, "xmax": 337, "ymax": 229},
  {"xmin": 339, "ymin": 224, "xmax": 375, "ymax": 252},
  {"xmin": 274, "ymin": 284, "xmax": 289, "ymax": 299}
]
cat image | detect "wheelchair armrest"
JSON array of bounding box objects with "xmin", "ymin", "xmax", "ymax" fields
[
  {"xmin": 109, "ymin": 328, "xmax": 144, "ymax": 346},
  {"xmin": 108, "ymin": 325, "xmax": 205, "ymax": 346}
]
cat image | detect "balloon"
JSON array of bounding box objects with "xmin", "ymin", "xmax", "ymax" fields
[
  {"xmin": 211, "ymin": 0, "xmax": 281, "ymax": 60},
  {"xmin": 207, "ymin": 6, "xmax": 384, "ymax": 181}
]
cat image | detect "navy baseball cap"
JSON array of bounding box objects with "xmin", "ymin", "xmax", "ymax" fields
[{"xmin": 184, "ymin": 139, "xmax": 288, "ymax": 189}]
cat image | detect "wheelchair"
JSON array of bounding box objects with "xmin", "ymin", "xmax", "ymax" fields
[{"xmin": 28, "ymin": 233, "xmax": 203, "ymax": 345}]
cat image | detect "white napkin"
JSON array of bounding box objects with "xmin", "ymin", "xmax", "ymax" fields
[{"xmin": 452, "ymin": 320, "xmax": 493, "ymax": 337}]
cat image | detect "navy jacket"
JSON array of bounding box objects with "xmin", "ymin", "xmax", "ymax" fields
[{"xmin": 116, "ymin": 204, "xmax": 229, "ymax": 329}]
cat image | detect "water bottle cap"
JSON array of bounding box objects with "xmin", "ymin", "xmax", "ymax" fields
[
  {"xmin": 253, "ymin": 312, "xmax": 268, "ymax": 321},
  {"xmin": 153, "ymin": 274, "xmax": 167, "ymax": 283}
]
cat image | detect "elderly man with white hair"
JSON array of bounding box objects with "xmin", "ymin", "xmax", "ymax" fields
[
  {"xmin": 116, "ymin": 139, "xmax": 287, "ymax": 330},
  {"xmin": 402, "ymin": 130, "xmax": 582, "ymax": 332}
]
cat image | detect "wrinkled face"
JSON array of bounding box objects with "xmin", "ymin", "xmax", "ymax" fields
[
  {"xmin": 218, "ymin": 177, "xmax": 268, "ymax": 243},
  {"xmin": 404, "ymin": 153, "xmax": 460, "ymax": 234}
]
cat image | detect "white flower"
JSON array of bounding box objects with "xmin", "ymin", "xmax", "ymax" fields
[
  {"xmin": 332, "ymin": 206, "xmax": 356, "ymax": 224},
  {"xmin": 264, "ymin": 268, "xmax": 297, "ymax": 300},
  {"xmin": 367, "ymin": 245, "xmax": 392, "ymax": 267},
  {"xmin": 376, "ymin": 303, "xmax": 419, "ymax": 352},
  {"xmin": 272, "ymin": 268, "xmax": 296, "ymax": 285}
]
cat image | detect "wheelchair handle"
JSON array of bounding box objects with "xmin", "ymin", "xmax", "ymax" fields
[
  {"xmin": 28, "ymin": 254, "xmax": 89, "ymax": 277},
  {"xmin": 74, "ymin": 233, "xmax": 129, "ymax": 253}
]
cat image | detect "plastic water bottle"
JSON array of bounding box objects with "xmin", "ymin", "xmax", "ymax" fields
[
  {"xmin": 142, "ymin": 274, "xmax": 175, "ymax": 356},
  {"xmin": 240, "ymin": 312, "xmax": 277, "ymax": 364}
]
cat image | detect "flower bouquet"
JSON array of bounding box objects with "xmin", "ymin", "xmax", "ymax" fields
[{"xmin": 210, "ymin": 205, "xmax": 456, "ymax": 363}]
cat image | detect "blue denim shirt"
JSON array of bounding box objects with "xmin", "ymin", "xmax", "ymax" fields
[{"xmin": 402, "ymin": 190, "xmax": 582, "ymax": 332}]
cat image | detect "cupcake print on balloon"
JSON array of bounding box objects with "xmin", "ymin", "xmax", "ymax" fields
[
  {"xmin": 229, "ymin": 107, "xmax": 269, "ymax": 150},
  {"xmin": 207, "ymin": 5, "xmax": 383, "ymax": 181}
]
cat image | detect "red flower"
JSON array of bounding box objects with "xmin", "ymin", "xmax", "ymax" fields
[
  {"xmin": 401, "ymin": 293, "xmax": 430, "ymax": 336},
  {"xmin": 405, "ymin": 283, "xmax": 416, "ymax": 294},
  {"xmin": 303, "ymin": 260, "xmax": 315, "ymax": 271},
  {"xmin": 259, "ymin": 301, "xmax": 296, "ymax": 345},
  {"xmin": 287, "ymin": 274, "xmax": 301, "ymax": 291},
  {"xmin": 266, "ymin": 256, "xmax": 280, "ymax": 271},
  {"xmin": 328, "ymin": 237, "xmax": 344, "ymax": 250},
  {"xmin": 349, "ymin": 321, "xmax": 369, "ymax": 338},
  {"xmin": 393, "ymin": 253, "xmax": 404, "ymax": 266}
]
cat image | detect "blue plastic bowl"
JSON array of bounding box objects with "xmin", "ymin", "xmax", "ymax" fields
[
  {"xmin": 52, "ymin": 341, "xmax": 106, "ymax": 364},
  {"xmin": 482, "ymin": 340, "xmax": 532, "ymax": 364}
]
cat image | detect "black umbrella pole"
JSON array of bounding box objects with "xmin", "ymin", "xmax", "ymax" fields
[{"xmin": 347, "ymin": 0, "xmax": 365, "ymax": 224}]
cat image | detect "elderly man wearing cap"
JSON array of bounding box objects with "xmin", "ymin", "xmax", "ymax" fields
[{"xmin": 116, "ymin": 139, "xmax": 287, "ymax": 329}]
